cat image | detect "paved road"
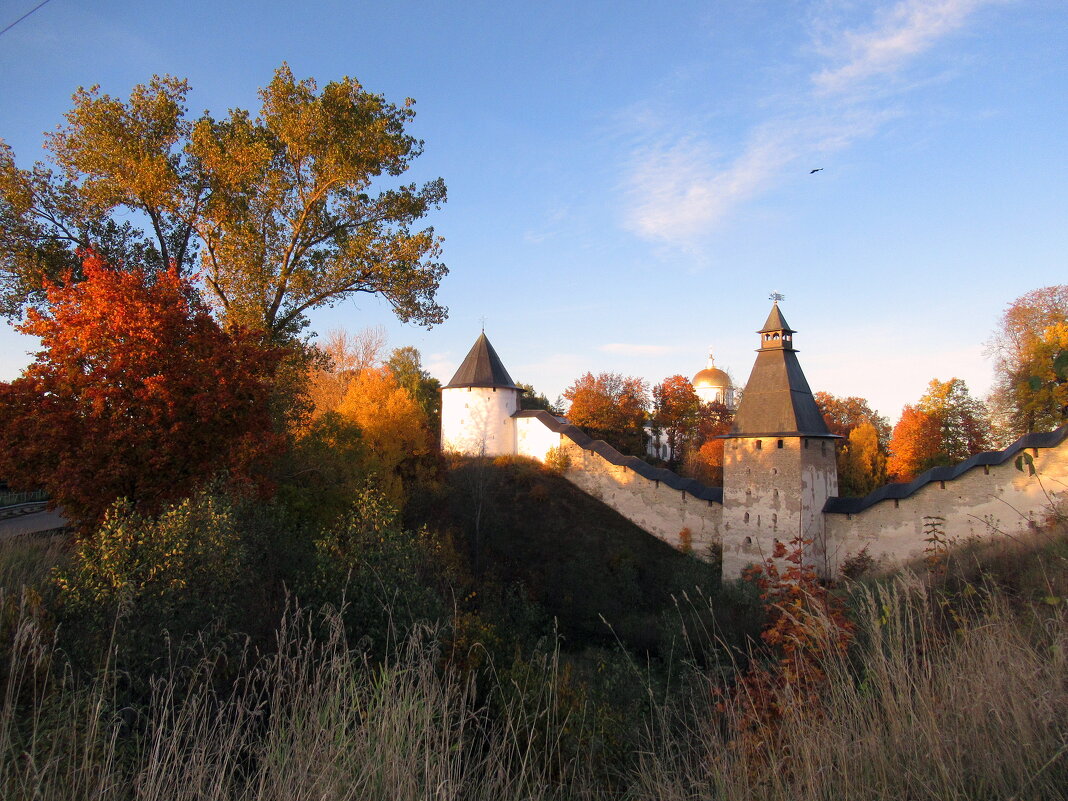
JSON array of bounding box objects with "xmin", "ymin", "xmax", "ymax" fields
[{"xmin": 0, "ymin": 509, "xmax": 70, "ymax": 538}]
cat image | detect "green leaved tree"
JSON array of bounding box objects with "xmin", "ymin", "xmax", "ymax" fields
[{"xmin": 0, "ymin": 65, "xmax": 447, "ymax": 338}]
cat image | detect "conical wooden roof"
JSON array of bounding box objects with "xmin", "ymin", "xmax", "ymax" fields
[
  {"xmin": 729, "ymin": 305, "xmax": 834, "ymax": 438},
  {"xmin": 445, "ymin": 333, "xmax": 520, "ymax": 390}
]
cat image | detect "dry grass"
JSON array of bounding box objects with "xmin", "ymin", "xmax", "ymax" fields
[
  {"xmin": 634, "ymin": 574, "xmax": 1068, "ymax": 801},
  {"xmin": 1, "ymin": 595, "xmax": 599, "ymax": 801},
  {"xmin": 2, "ymin": 527, "xmax": 1066, "ymax": 799}
]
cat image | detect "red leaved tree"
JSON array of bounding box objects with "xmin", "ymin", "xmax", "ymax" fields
[
  {"xmin": 651, "ymin": 374, "xmax": 702, "ymax": 468},
  {"xmin": 728, "ymin": 536, "xmax": 854, "ymax": 767},
  {"xmin": 0, "ymin": 251, "xmax": 285, "ymax": 529}
]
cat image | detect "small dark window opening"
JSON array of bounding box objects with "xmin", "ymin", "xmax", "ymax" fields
[
  {"xmin": 983, "ymin": 465, "xmax": 990, "ymax": 475},
  {"xmin": 772, "ymin": 513, "xmax": 777, "ymax": 529},
  {"xmin": 939, "ymin": 480, "xmax": 946, "ymax": 489},
  {"xmin": 744, "ymin": 512, "xmax": 750, "ymax": 524},
  {"xmin": 756, "ymin": 440, "xmax": 763, "ymax": 450},
  {"xmin": 777, "ymin": 439, "xmax": 784, "ymax": 449},
  {"xmin": 894, "ymin": 499, "xmax": 900, "ymax": 509},
  {"xmin": 744, "ymin": 536, "xmax": 752, "ymax": 546},
  {"xmin": 1031, "ymin": 448, "xmax": 1039, "ymax": 458},
  {"xmin": 804, "ymin": 439, "xmax": 810, "ymax": 449}
]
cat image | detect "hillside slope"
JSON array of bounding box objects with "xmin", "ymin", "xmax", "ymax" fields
[{"xmin": 438, "ymin": 456, "xmax": 729, "ymax": 650}]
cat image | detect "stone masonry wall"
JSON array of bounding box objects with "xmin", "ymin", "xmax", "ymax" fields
[
  {"xmin": 825, "ymin": 426, "xmax": 1068, "ymax": 574},
  {"xmin": 721, "ymin": 436, "xmax": 838, "ymax": 579},
  {"xmin": 514, "ymin": 411, "xmax": 723, "ymax": 560}
]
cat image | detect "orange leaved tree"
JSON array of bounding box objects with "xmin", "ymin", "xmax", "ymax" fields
[
  {"xmin": 563, "ymin": 371, "xmax": 649, "ymax": 457},
  {"xmin": 886, "ymin": 405, "xmax": 942, "ymax": 482},
  {"xmin": 0, "ymin": 251, "xmax": 285, "ymax": 529}
]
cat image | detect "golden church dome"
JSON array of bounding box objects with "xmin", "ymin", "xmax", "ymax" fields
[{"xmin": 693, "ymin": 366, "xmax": 731, "ymax": 388}]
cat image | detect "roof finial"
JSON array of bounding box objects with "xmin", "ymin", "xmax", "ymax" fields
[
  {"xmin": 769, "ymin": 291, "xmax": 785, "ymax": 303},
  {"xmin": 479, "ymin": 315, "xmax": 486, "ymax": 333}
]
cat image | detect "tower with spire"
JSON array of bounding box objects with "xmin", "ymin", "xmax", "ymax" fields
[
  {"xmin": 721, "ymin": 301, "xmax": 839, "ymax": 577},
  {"xmin": 440, "ymin": 333, "xmax": 522, "ymax": 456}
]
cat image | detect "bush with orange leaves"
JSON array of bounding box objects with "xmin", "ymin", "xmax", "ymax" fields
[
  {"xmin": 0, "ymin": 250, "xmax": 286, "ymax": 530},
  {"xmin": 726, "ymin": 535, "xmax": 855, "ymax": 763}
]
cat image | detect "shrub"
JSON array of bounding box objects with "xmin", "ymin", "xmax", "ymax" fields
[
  {"xmin": 54, "ymin": 493, "xmax": 244, "ymax": 674},
  {"xmin": 308, "ymin": 484, "xmax": 446, "ymax": 657},
  {"xmin": 544, "ymin": 445, "xmax": 572, "ymax": 473}
]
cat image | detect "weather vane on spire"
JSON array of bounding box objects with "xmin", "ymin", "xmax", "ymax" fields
[
  {"xmin": 480, "ymin": 315, "xmax": 486, "ymax": 333},
  {"xmin": 769, "ymin": 291, "xmax": 785, "ymax": 303}
]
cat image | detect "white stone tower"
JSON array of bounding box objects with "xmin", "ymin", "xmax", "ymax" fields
[
  {"xmin": 440, "ymin": 333, "xmax": 522, "ymax": 457},
  {"xmin": 721, "ymin": 302, "xmax": 839, "ymax": 578}
]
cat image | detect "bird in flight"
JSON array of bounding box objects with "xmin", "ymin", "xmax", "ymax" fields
[{"xmin": 810, "ymin": 168, "xmax": 824, "ymax": 174}]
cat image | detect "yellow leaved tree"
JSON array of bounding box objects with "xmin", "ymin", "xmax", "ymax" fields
[{"xmin": 337, "ymin": 367, "xmax": 434, "ymax": 507}]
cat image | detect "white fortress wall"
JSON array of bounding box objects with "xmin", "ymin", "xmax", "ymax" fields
[
  {"xmin": 824, "ymin": 426, "xmax": 1068, "ymax": 573},
  {"xmin": 515, "ymin": 411, "xmax": 723, "ymax": 558},
  {"xmin": 515, "ymin": 413, "xmax": 564, "ymax": 461}
]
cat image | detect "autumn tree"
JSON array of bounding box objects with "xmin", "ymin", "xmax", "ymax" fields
[
  {"xmin": 887, "ymin": 378, "xmax": 990, "ymax": 482},
  {"xmin": 988, "ymin": 285, "xmax": 1068, "ymax": 439},
  {"xmin": 0, "ymin": 251, "xmax": 284, "ymax": 528},
  {"xmin": 0, "ymin": 65, "xmax": 447, "ymax": 337},
  {"xmin": 886, "ymin": 406, "xmax": 941, "ymax": 482},
  {"xmin": 812, "ymin": 392, "xmax": 891, "ymax": 443},
  {"xmin": 563, "ymin": 372, "xmax": 649, "ymax": 457},
  {"xmin": 387, "ymin": 346, "xmax": 442, "ymax": 436},
  {"xmin": 1014, "ymin": 324, "xmax": 1068, "ymax": 431},
  {"xmin": 814, "ymin": 391, "xmax": 890, "ymax": 496},
  {"xmin": 652, "ymin": 375, "xmax": 702, "ymax": 468},
  {"xmin": 307, "ymin": 326, "xmax": 387, "ymax": 419},
  {"xmin": 336, "ymin": 366, "xmax": 434, "ymax": 508},
  {"xmin": 839, "ymin": 421, "xmax": 887, "ymax": 496}
]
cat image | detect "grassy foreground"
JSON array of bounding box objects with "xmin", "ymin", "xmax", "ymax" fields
[{"xmin": 1, "ymin": 513, "xmax": 1066, "ymax": 799}]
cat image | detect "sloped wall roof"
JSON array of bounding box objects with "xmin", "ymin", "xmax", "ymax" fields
[
  {"xmin": 824, "ymin": 424, "xmax": 1068, "ymax": 514},
  {"xmin": 514, "ymin": 410, "xmax": 723, "ymax": 503}
]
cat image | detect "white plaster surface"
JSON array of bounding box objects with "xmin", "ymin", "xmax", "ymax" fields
[{"xmin": 441, "ymin": 386, "xmax": 519, "ymax": 456}]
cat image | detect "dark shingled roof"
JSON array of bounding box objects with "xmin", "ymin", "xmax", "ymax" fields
[
  {"xmin": 445, "ymin": 333, "xmax": 520, "ymax": 390},
  {"xmin": 824, "ymin": 423, "xmax": 1068, "ymax": 514},
  {"xmin": 513, "ymin": 410, "xmax": 723, "ymax": 504},
  {"xmin": 728, "ymin": 304, "xmax": 834, "ymax": 438},
  {"xmin": 759, "ymin": 303, "xmax": 796, "ymax": 334}
]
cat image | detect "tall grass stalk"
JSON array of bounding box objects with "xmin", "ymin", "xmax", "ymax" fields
[
  {"xmin": 1, "ymin": 594, "xmax": 598, "ymax": 800},
  {"xmin": 635, "ymin": 574, "xmax": 1068, "ymax": 801}
]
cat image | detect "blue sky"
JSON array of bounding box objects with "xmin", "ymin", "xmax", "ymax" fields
[{"xmin": 1, "ymin": 0, "xmax": 1066, "ymax": 423}]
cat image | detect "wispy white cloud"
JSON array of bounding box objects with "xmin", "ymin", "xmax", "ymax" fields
[
  {"xmin": 620, "ymin": 0, "xmax": 998, "ymax": 247},
  {"xmin": 814, "ymin": 0, "xmax": 996, "ymax": 95},
  {"xmin": 599, "ymin": 343, "xmax": 680, "ymax": 356},
  {"xmin": 624, "ymin": 133, "xmax": 793, "ymax": 242}
]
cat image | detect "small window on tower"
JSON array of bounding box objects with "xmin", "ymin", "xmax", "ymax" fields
[
  {"xmin": 777, "ymin": 439, "xmax": 784, "ymax": 449},
  {"xmin": 744, "ymin": 512, "xmax": 750, "ymax": 524},
  {"xmin": 756, "ymin": 440, "xmax": 763, "ymax": 450}
]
